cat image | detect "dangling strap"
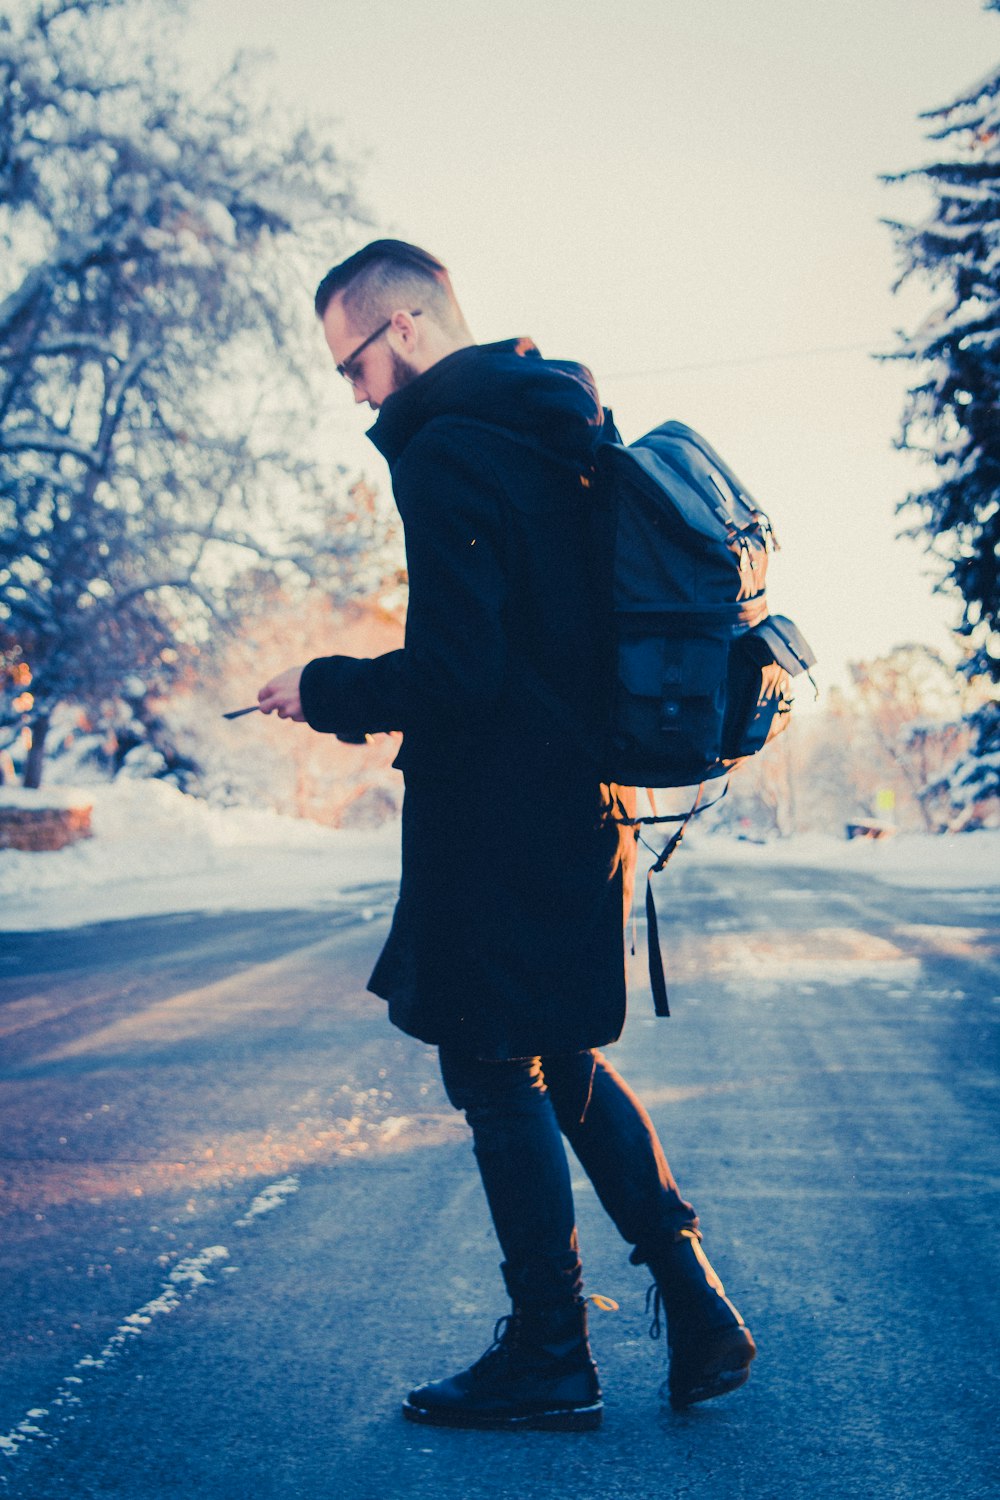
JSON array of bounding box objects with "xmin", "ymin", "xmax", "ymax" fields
[
  {"xmin": 645, "ymin": 866, "xmax": 671, "ymax": 1016},
  {"xmin": 643, "ymin": 802, "xmax": 699, "ymax": 1017},
  {"xmin": 632, "ymin": 782, "xmax": 725, "ymax": 1016}
]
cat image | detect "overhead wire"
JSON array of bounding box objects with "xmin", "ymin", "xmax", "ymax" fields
[{"xmin": 604, "ymin": 340, "xmax": 877, "ymax": 381}]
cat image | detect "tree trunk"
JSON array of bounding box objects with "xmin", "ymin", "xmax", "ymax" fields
[{"xmin": 23, "ymin": 713, "xmax": 50, "ymax": 789}]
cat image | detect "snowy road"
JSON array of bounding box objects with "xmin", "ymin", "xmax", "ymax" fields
[{"xmin": 1, "ymin": 856, "xmax": 998, "ymax": 1499}]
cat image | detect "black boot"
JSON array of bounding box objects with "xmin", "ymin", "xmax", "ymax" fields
[
  {"xmin": 636, "ymin": 1228, "xmax": 756, "ymax": 1410},
  {"xmin": 402, "ymin": 1299, "xmax": 603, "ymax": 1432}
]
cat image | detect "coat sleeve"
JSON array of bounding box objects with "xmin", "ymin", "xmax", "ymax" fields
[
  {"xmin": 299, "ymin": 649, "xmax": 406, "ymax": 736},
  {"xmin": 298, "ymin": 423, "xmax": 509, "ymax": 739}
]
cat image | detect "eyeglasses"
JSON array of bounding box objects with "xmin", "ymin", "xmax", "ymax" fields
[{"xmin": 336, "ymin": 310, "xmax": 422, "ymax": 385}]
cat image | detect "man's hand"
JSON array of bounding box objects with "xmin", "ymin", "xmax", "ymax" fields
[{"xmin": 257, "ymin": 665, "xmax": 306, "ymax": 721}]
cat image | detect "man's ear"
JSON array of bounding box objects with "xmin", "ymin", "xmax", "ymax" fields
[{"xmin": 389, "ymin": 309, "xmax": 420, "ymax": 349}]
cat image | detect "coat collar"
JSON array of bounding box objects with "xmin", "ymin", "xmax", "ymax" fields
[{"xmin": 366, "ymin": 338, "xmax": 604, "ymax": 471}]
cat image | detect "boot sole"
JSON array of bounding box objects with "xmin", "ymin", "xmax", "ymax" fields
[
  {"xmin": 401, "ymin": 1397, "xmax": 603, "ymax": 1432},
  {"xmin": 668, "ymin": 1361, "xmax": 751, "ymax": 1410},
  {"xmin": 668, "ymin": 1327, "xmax": 757, "ymax": 1411}
]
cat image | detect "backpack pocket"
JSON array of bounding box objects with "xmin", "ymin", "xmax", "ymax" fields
[
  {"xmin": 612, "ymin": 631, "xmax": 729, "ymax": 785},
  {"xmin": 721, "ymin": 614, "xmax": 815, "ymax": 761}
]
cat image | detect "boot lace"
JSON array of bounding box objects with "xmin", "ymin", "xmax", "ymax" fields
[
  {"xmin": 645, "ymin": 1283, "xmax": 664, "ymax": 1341},
  {"xmin": 472, "ymin": 1313, "xmax": 519, "ymax": 1373}
]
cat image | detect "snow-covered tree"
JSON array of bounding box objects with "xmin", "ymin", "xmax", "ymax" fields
[
  {"xmin": 0, "ymin": 0, "xmax": 370, "ymax": 785},
  {"xmin": 884, "ymin": 2, "xmax": 1000, "ymax": 804}
]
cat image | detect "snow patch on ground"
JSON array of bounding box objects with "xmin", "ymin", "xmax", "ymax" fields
[
  {"xmin": 0, "ymin": 1244, "xmax": 231, "ymax": 1465},
  {"xmin": 233, "ymin": 1174, "xmax": 300, "ymax": 1227}
]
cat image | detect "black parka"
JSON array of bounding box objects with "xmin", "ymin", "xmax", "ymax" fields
[{"xmin": 299, "ymin": 339, "xmax": 632, "ymax": 1059}]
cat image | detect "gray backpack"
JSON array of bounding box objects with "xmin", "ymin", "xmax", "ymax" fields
[
  {"xmin": 591, "ymin": 414, "xmax": 816, "ymax": 1013},
  {"xmin": 593, "ymin": 414, "xmax": 815, "ymax": 789}
]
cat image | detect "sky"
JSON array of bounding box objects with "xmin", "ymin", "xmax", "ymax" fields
[{"xmin": 184, "ymin": 0, "xmax": 999, "ymax": 698}]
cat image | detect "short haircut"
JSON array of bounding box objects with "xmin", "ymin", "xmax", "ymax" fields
[{"xmin": 314, "ymin": 239, "xmax": 460, "ymax": 333}]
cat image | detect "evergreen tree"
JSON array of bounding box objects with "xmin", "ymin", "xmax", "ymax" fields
[
  {"xmin": 0, "ymin": 0, "xmax": 370, "ymax": 785},
  {"xmin": 884, "ymin": 1, "xmax": 1000, "ymax": 804}
]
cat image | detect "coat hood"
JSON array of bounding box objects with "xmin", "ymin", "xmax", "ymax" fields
[{"xmin": 367, "ymin": 338, "xmax": 605, "ymax": 470}]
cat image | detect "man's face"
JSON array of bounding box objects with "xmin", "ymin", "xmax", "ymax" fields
[{"xmin": 321, "ymin": 298, "xmax": 417, "ymax": 411}]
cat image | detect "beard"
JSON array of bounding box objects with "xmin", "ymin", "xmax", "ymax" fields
[{"xmin": 389, "ymin": 348, "xmax": 419, "ymax": 395}]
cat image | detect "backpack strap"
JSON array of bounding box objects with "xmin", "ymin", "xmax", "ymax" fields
[
  {"xmin": 615, "ymin": 781, "xmax": 729, "ymax": 1016},
  {"xmin": 645, "ymin": 866, "xmax": 672, "ymax": 1016}
]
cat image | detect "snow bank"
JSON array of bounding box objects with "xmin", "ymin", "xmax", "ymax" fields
[
  {"xmin": 0, "ymin": 780, "xmax": 402, "ymax": 931},
  {"xmin": 0, "ymin": 785, "xmax": 95, "ymax": 811}
]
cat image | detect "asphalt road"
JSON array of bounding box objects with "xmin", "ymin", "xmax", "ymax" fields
[{"xmin": 1, "ymin": 855, "xmax": 998, "ymax": 1500}]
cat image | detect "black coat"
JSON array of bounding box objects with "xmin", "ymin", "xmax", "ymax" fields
[{"xmin": 299, "ymin": 339, "xmax": 632, "ymax": 1059}]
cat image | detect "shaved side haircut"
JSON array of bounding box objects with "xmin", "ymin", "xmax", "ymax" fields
[{"xmin": 314, "ymin": 239, "xmax": 468, "ymax": 338}]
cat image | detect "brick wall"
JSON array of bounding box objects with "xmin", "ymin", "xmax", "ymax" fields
[{"xmin": 0, "ymin": 805, "xmax": 93, "ymax": 851}]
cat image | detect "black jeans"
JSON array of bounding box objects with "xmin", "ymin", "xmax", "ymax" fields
[{"xmin": 439, "ymin": 1047, "xmax": 698, "ymax": 1305}]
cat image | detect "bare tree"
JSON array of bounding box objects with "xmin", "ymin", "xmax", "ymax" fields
[
  {"xmin": 0, "ymin": 0, "xmax": 371, "ymax": 784},
  {"xmin": 847, "ymin": 644, "xmax": 976, "ymax": 831}
]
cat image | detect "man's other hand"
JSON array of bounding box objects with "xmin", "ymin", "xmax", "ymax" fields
[{"xmin": 258, "ymin": 666, "xmax": 306, "ymax": 721}]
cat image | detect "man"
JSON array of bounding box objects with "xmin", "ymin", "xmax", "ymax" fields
[{"xmin": 258, "ymin": 239, "xmax": 755, "ymax": 1431}]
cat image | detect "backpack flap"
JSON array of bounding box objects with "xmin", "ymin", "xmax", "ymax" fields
[
  {"xmin": 627, "ymin": 421, "xmax": 772, "ymax": 546},
  {"xmin": 622, "ymin": 446, "xmax": 738, "ymax": 547}
]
